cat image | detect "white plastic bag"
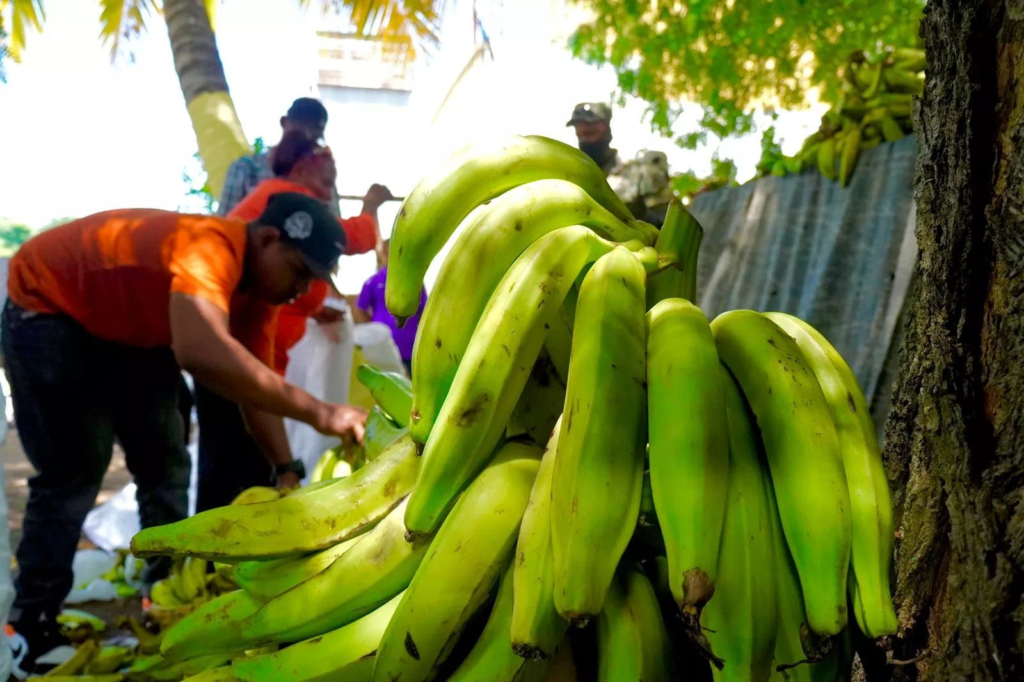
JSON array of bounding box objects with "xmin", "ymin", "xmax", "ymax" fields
[
  {"xmin": 285, "ymin": 299, "xmax": 356, "ymax": 483},
  {"xmin": 352, "ymin": 322, "xmax": 406, "ymax": 375},
  {"xmin": 64, "ymin": 550, "xmax": 119, "ymax": 604}
]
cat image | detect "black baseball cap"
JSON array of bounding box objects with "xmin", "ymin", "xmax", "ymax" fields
[
  {"xmin": 256, "ymin": 192, "xmax": 346, "ymax": 280},
  {"xmin": 286, "ymin": 97, "xmax": 328, "ymax": 125}
]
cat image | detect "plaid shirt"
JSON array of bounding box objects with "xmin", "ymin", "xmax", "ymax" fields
[{"xmin": 217, "ymin": 151, "xmax": 341, "ymax": 217}]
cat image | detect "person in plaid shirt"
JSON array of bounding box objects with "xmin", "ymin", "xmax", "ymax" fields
[{"xmin": 218, "ymin": 97, "xmax": 341, "ymax": 216}]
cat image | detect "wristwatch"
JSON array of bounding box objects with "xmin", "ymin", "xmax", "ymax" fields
[{"xmin": 271, "ymin": 460, "xmax": 306, "ymax": 484}]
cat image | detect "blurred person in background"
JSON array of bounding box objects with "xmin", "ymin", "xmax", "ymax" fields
[
  {"xmin": 353, "ymin": 240, "xmax": 426, "ymax": 376},
  {"xmin": 218, "ymin": 97, "xmax": 337, "ymax": 217},
  {"xmin": 195, "ymin": 130, "xmax": 393, "ymax": 512},
  {"xmin": 2, "ymin": 193, "xmax": 365, "ymax": 673},
  {"xmin": 566, "ymin": 102, "xmax": 671, "ymax": 227}
]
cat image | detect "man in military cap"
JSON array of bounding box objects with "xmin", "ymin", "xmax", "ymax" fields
[
  {"xmin": 566, "ymin": 103, "xmax": 672, "ymax": 227},
  {"xmin": 566, "ymin": 102, "xmax": 623, "ymax": 175}
]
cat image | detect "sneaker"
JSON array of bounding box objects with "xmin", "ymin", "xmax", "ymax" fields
[{"xmin": 8, "ymin": 612, "xmax": 73, "ymax": 678}]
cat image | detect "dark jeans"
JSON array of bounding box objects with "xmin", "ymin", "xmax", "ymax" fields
[
  {"xmin": 194, "ymin": 383, "xmax": 272, "ymax": 512},
  {"xmin": 1, "ymin": 302, "xmax": 190, "ymax": 619}
]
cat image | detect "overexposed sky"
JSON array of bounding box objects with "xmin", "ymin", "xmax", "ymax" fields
[{"xmin": 0, "ymin": 0, "xmax": 826, "ymax": 237}]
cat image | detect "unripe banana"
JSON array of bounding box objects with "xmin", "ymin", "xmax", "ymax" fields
[
  {"xmin": 132, "ymin": 435, "xmax": 419, "ymax": 562},
  {"xmin": 230, "ymin": 487, "xmax": 282, "ymax": 506},
  {"xmin": 356, "ymin": 364, "xmax": 413, "ymax": 427},
  {"xmin": 879, "ymin": 112, "xmax": 905, "ymax": 142},
  {"xmin": 551, "ymin": 247, "xmax": 647, "ymax": 627},
  {"xmin": 595, "ymin": 566, "xmax": 672, "ymax": 682},
  {"xmin": 817, "ymin": 138, "xmax": 837, "ymax": 181},
  {"xmin": 232, "ymin": 535, "xmax": 362, "ymax": 603},
  {"xmin": 408, "ymin": 178, "xmax": 649, "ymax": 443},
  {"xmin": 160, "ymin": 590, "xmax": 263, "ymax": 662},
  {"xmin": 839, "ymin": 126, "xmax": 862, "ymax": 188},
  {"xmin": 364, "ymin": 406, "xmax": 407, "ymax": 462},
  {"xmin": 374, "ymin": 442, "xmax": 542, "ymax": 682},
  {"xmin": 449, "ymin": 562, "xmax": 549, "ymax": 682},
  {"xmin": 232, "ymin": 592, "xmax": 404, "ymax": 682},
  {"xmin": 646, "ymin": 202, "xmax": 703, "ymax": 308},
  {"xmin": 621, "ymin": 564, "xmax": 675, "ymax": 681},
  {"xmin": 511, "ymin": 348, "xmax": 566, "ymax": 446},
  {"xmin": 511, "ymin": 425, "xmax": 566, "ymax": 661},
  {"xmin": 711, "ymin": 311, "xmax": 851, "ymax": 636},
  {"xmin": 386, "ymin": 135, "xmax": 640, "ymax": 320},
  {"xmin": 765, "ymin": 313, "xmax": 897, "ymax": 638},
  {"xmin": 404, "ymin": 227, "xmax": 624, "ymax": 537},
  {"xmin": 241, "ymin": 497, "xmax": 430, "ymax": 646},
  {"xmin": 702, "ymin": 372, "xmax": 779, "ymax": 682},
  {"xmin": 183, "ymin": 666, "xmax": 237, "ymax": 682},
  {"xmin": 646, "ymin": 299, "xmax": 730, "ymax": 623}
]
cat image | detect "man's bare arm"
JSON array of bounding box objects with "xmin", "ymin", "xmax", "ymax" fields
[{"xmin": 170, "ymin": 293, "xmax": 365, "ymax": 441}]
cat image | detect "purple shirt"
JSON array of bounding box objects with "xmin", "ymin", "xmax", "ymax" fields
[{"xmin": 356, "ymin": 268, "xmax": 426, "ymax": 361}]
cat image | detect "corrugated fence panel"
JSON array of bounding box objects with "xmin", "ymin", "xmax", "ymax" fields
[{"xmin": 690, "ymin": 136, "xmax": 918, "ymax": 406}]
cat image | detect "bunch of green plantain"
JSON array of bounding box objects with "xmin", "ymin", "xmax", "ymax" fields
[
  {"xmin": 116, "ymin": 135, "xmax": 897, "ymax": 681},
  {"xmin": 759, "ymin": 46, "xmax": 925, "ymax": 186}
]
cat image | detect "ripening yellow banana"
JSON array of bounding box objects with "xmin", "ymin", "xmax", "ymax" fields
[
  {"xmin": 404, "ymin": 227, "xmax": 625, "ymax": 537},
  {"xmin": 241, "ymin": 497, "xmax": 430, "ymax": 646},
  {"xmin": 232, "ymin": 593, "xmax": 403, "ymax": 682},
  {"xmin": 232, "ymin": 534, "xmax": 362, "ymax": 603},
  {"xmin": 160, "ymin": 590, "xmax": 263, "ymax": 662},
  {"xmin": 646, "ymin": 299, "xmax": 730, "ymax": 624},
  {"xmin": 711, "ymin": 311, "xmax": 851, "ymax": 636},
  {"xmin": 132, "ymin": 435, "xmax": 419, "ymax": 562},
  {"xmin": 373, "ymin": 442, "xmax": 542, "ymax": 682},
  {"xmin": 386, "ymin": 135, "xmax": 641, "ymax": 321},
  {"xmin": 765, "ymin": 313, "xmax": 897, "ymax": 638},
  {"xmin": 551, "ymin": 247, "xmax": 647, "ymax": 627},
  {"xmin": 408, "ymin": 178, "xmax": 650, "ymax": 443}
]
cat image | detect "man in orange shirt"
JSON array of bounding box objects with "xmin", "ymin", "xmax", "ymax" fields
[{"xmin": 2, "ymin": 192, "xmax": 366, "ymax": 670}]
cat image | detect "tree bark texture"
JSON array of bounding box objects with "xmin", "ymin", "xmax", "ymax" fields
[
  {"xmin": 881, "ymin": 0, "xmax": 1024, "ymax": 679},
  {"xmin": 163, "ymin": 0, "xmax": 230, "ymax": 104}
]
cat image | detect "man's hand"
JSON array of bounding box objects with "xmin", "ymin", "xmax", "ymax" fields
[
  {"xmin": 317, "ymin": 404, "xmax": 368, "ymax": 443},
  {"xmin": 275, "ymin": 470, "xmax": 301, "ymax": 491},
  {"xmin": 363, "ymin": 184, "xmax": 395, "ymax": 211}
]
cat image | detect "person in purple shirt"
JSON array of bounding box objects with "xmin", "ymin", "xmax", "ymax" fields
[{"xmin": 353, "ymin": 241, "xmax": 426, "ymax": 375}]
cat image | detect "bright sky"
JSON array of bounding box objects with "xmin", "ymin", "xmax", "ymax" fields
[{"xmin": 0, "ymin": 0, "xmax": 826, "ymax": 291}]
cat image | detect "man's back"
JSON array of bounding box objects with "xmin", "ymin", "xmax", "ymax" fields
[{"xmin": 8, "ymin": 210, "xmax": 250, "ymax": 349}]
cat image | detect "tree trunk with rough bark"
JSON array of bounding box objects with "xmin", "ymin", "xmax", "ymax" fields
[
  {"xmin": 872, "ymin": 0, "xmax": 1024, "ymax": 679},
  {"xmin": 163, "ymin": 0, "xmax": 250, "ymax": 197}
]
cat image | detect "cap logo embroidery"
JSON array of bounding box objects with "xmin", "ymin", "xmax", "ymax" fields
[{"xmin": 284, "ymin": 211, "xmax": 314, "ymax": 240}]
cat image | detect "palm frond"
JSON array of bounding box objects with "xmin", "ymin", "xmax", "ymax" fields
[
  {"xmin": 302, "ymin": 0, "xmax": 444, "ymax": 56},
  {"xmin": 3, "ymin": 0, "xmax": 46, "ymax": 59},
  {"xmin": 97, "ymin": 0, "xmax": 160, "ymax": 62}
]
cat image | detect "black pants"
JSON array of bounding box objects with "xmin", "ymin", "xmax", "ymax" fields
[
  {"xmin": 1, "ymin": 302, "xmax": 190, "ymax": 619},
  {"xmin": 194, "ymin": 383, "xmax": 272, "ymax": 513}
]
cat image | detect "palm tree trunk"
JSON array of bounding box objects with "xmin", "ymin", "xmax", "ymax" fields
[{"xmin": 163, "ymin": 0, "xmax": 250, "ymax": 198}]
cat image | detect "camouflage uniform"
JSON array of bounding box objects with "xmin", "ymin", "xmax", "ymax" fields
[{"xmin": 566, "ymin": 103, "xmax": 672, "ymax": 227}]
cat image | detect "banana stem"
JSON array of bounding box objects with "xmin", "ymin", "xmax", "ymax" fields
[{"xmin": 647, "ymin": 201, "xmax": 704, "ymax": 307}]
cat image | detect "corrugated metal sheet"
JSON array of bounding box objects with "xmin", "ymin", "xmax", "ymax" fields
[{"xmin": 690, "ymin": 136, "xmax": 918, "ymax": 409}]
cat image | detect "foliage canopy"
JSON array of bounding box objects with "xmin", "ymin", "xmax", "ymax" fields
[{"xmin": 569, "ymin": 0, "xmax": 925, "ymax": 146}]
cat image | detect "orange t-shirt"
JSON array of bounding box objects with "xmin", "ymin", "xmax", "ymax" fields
[
  {"xmin": 228, "ymin": 178, "xmax": 378, "ymax": 373},
  {"xmin": 7, "ymin": 209, "xmax": 278, "ymax": 366}
]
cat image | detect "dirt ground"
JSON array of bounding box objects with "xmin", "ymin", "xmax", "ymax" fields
[{"xmin": 3, "ymin": 427, "xmax": 144, "ymax": 630}]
